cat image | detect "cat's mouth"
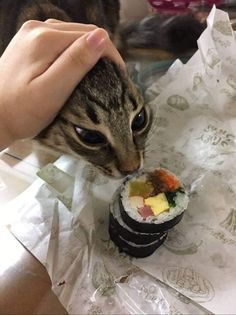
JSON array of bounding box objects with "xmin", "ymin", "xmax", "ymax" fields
[
  {"xmin": 95, "ymin": 164, "xmax": 123, "ymax": 179},
  {"xmin": 97, "ymin": 167, "xmax": 140, "ymax": 180},
  {"xmin": 95, "ymin": 154, "xmax": 144, "ymax": 179}
]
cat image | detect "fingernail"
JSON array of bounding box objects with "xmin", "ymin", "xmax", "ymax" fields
[{"xmin": 86, "ymin": 29, "xmax": 107, "ymax": 52}]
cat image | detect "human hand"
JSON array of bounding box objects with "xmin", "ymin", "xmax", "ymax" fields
[{"xmin": 0, "ymin": 19, "xmax": 125, "ymax": 150}]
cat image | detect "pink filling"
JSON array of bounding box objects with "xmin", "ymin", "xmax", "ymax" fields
[{"xmin": 138, "ymin": 205, "xmax": 154, "ymax": 218}]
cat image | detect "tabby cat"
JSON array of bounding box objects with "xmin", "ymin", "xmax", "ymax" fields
[{"xmin": 0, "ymin": 0, "xmax": 203, "ymax": 177}]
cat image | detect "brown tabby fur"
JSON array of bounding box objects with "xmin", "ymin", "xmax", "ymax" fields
[{"xmin": 0, "ymin": 0, "xmax": 152, "ymax": 177}]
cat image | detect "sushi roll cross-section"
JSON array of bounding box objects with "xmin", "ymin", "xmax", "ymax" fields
[{"xmin": 109, "ymin": 168, "xmax": 189, "ymax": 258}]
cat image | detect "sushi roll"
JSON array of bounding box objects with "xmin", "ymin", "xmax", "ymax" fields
[
  {"xmin": 120, "ymin": 168, "xmax": 189, "ymax": 233},
  {"xmin": 108, "ymin": 168, "xmax": 189, "ymax": 257},
  {"xmin": 109, "ymin": 191, "xmax": 166, "ymax": 245},
  {"xmin": 109, "ymin": 223, "xmax": 167, "ymax": 258}
]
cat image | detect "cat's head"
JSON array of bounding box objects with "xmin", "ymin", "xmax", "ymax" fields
[{"xmin": 38, "ymin": 59, "xmax": 152, "ymax": 178}]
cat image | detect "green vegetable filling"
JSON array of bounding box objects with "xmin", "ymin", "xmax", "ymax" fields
[{"xmin": 165, "ymin": 187, "xmax": 185, "ymax": 207}]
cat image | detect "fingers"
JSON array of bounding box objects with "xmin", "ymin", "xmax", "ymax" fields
[
  {"xmin": 33, "ymin": 28, "xmax": 125, "ymax": 113},
  {"xmin": 101, "ymin": 37, "xmax": 125, "ymax": 69},
  {"xmin": 44, "ymin": 20, "xmax": 125, "ymax": 68},
  {"xmin": 45, "ymin": 19, "xmax": 97, "ymax": 32},
  {"xmin": 30, "ymin": 29, "xmax": 109, "ymax": 113},
  {"xmin": 21, "ymin": 30, "xmax": 88, "ymax": 81},
  {"xmin": 42, "ymin": 27, "xmax": 124, "ymax": 81},
  {"xmin": 20, "ymin": 19, "xmax": 125, "ymax": 68},
  {"xmin": 36, "ymin": 28, "xmax": 108, "ymax": 93},
  {"xmin": 22, "ymin": 18, "xmax": 98, "ymax": 32},
  {"xmin": 45, "ymin": 18, "xmax": 64, "ymax": 23},
  {"xmin": 44, "ymin": 22, "xmax": 125, "ymax": 68}
]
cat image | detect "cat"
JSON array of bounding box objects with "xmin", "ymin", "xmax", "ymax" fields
[{"xmin": 0, "ymin": 0, "xmax": 204, "ymax": 178}]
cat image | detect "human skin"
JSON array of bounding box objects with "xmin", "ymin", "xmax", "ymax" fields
[{"xmin": 0, "ymin": 19, "xmax": 125, "ymax": 150}]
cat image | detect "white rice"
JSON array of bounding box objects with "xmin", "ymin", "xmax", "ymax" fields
[
  {"xmin": 110, "ymin": 190, "xmax": 163, "ymax": 235},
  {"xmin": 120, "ymin": 173, "xmax": 189, "ymax": 224},
  {"xmin": 119, "ymin": 232, "xmax": 167, "ymax": 247}
]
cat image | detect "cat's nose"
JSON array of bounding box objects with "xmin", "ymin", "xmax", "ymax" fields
[{"xmin": 119, "ymin": 161, "xmax": 141, "ymax": 176}]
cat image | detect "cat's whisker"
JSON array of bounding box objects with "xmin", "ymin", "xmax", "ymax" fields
[{"xmin": 145, "ymin": 134, "xmax": 157, "ymax": 146}]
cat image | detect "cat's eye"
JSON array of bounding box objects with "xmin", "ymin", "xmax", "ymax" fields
[
  {"xmin": 75, "ymin": 126, "xmax": 107, "ymax": 146},
  {"xmin": 131, "ymin": 108, "xmax": 147, "ymax": 132}
]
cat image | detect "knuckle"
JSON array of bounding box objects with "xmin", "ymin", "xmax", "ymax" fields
[
  {"xmin": 20, "ymin": 21, "xmax": 53, "ymax": 47},
  {"xmin": 87, "ymin": 24, "xmax": 98, "ymax": 30},
  {"xmin": 97, "ymin": 27, "xmax": 109, "ymax": 38},
  {"xmin": 68, "ymin": 45, "xmax": 92, "ymax": 68},
  {"xmin": 45, "ymin": 18, "xmax": 62, "ymax": 23},
  {"xmin": 98, "ymin": 27, "xmax": 109, "ymax": 37},
  {"xmin": 67, "ymin": 47, "xmax": 83, "ymax": 66},
  {"xmin": 30, "ymin": 28, "xmax": 51, "ymax": 45},
  {"xmin": 21, "ymin": 20, "xmax": 41, "ymax": 31}
]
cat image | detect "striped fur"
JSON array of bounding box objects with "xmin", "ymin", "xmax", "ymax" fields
[{"xmin": 38, "ymin": 58, "xmax": 152, "ymax": 177}]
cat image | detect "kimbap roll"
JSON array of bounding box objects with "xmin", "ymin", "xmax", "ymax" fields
[
  {"xmin": 109, "ymin": 223, "xmax": 168, "ymax": 258},
  {"xmin": 108, "ymin": 168, "xmax": 189, "ymax": 257},
  {"xmin": 109, "ymin": 191, "xmax": 166, "ymax": 245}
]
